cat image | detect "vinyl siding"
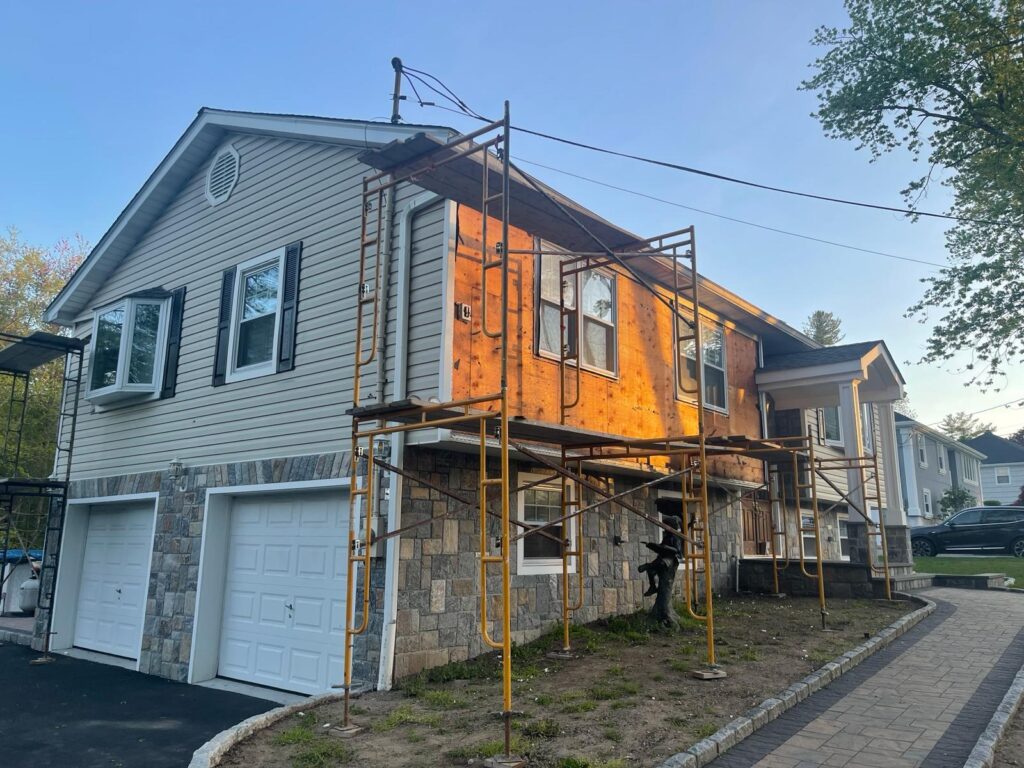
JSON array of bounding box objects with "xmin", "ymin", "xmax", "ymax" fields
[
  {"xmin": 60, "ymin": 133, "xmax": 444, "ymax": 479},
  {"xmin": 982, "ymin": 463, "xmax": 1024, "ymax": 504},
  {"xmin": 801, "ymin": 405, "xmax": 890, "ymax": 512}
]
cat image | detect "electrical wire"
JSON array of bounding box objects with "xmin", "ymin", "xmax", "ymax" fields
[
  {"xmin": 399, "ymin": 63, "xmax": 1016, "ymax": 229},
  {"xmin": 512, "ymin": 157, "xmax": 947, "ymax": 269}
]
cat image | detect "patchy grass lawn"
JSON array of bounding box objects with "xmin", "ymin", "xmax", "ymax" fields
[
  {"xmin": 221, "ymin": 596, "xmax": 913, "ymax": 768},
  {"xmin": 994, "ymin": 700, "xmax": 1024, "ymax": 767},
  {"xmin": 913, "ymin": 555, "xmax": 1024, "ymax": 586}
]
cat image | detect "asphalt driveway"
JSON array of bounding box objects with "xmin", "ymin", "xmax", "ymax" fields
[{"xmin": 0, "ymin": 643, "xmax": 275, "ymax": 768}]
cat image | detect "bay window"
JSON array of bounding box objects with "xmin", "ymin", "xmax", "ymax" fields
[{"xmin": 87, "ymin": 296, "xmax": 171, "ymax": 404}]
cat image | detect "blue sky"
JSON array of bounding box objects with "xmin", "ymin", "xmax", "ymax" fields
[{"xmin": 1, "ymin": 1, "xmax": 1020, "ymax": 434}]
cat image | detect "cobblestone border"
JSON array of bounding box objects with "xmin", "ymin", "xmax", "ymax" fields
[
  {"xmin": 188, "ymin": 686, "xmax": 372, "ymax": 768},
  {"xmin": 963, "ymin": 658, "xmax": 1024, "ymax": 768},
  {"xmin": 0, "ymin": 628, "xmax": 32, "ymax": 647},
  {"xmin": 656, "ymin": 593, "xmax": 936, "ymax": 768}
]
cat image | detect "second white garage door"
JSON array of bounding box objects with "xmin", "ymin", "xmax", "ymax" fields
[{"xmin": 218, "ymin": 490, "xmax": 349, "ymax": 694}]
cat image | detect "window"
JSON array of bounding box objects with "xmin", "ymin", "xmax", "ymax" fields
[
  {"xmin": 922, "ymin": 488, "xmax": 933, "ymax": 517},
  {"xmin": 985, "ymin": 509, "xmax": 1024, "ymax": 524},
  {"xmin": 801, "ymin": 514, "xmax": 818, "ymax": 559},
  {"xmin": 996, "ymin": 466, "xmax": 1011, "ymax": 485},
  {"xmin": 822, "ymin": 406, "xmax": 842, "ymax": 445},
  {"xmin": 838, "ymin": 516, "xmax": 851, "ymax": 561},
  {"xmin": 517, "ymin": 474, "xmax": 577, "ymax": 576},
  {"xmin": 86, "ymin": 297, "xmax": 170, "ymax": 405},
  {"xmin": 227, "ymin": 249, "xmax": 285, "ymax": 382},
  {"xmin": 949, "ymin": 508, "xmax": 982, "ymax": 525},
  {"xmin": 937, "ymin": 447, "xmax": 946, "ymax": 475},
  {"xmin": 679, "ymin": 321, "xmax": 728, "ymax": 411},
  {"xmin": 962, "ymin": 456, "xmax": 979, "ymax": 484},
  {"xmin": 917, "ymin": 434, "xmax": 928, "ymax": 468},
  {"xmin": 536, "ymin": 252, "xmax": 616, "ymax": 374},
  {"xmin": 860, "ymin": 404, "xmax": 874, "ymax": 454}
]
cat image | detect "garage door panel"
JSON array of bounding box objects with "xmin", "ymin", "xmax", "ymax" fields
[
  {"xmin": 73, "ymin": 503, "xmax": 154, "ymax": 659},
  {"xmin": 218, "ymin": 490, "xmax": 348, "ymax": 694}
]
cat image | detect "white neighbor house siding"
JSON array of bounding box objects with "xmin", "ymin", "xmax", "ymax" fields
[
  {"xmin": 983, "ymin": 463, "xmax": 1024, "ymax": 505},
  {"xmin": 60, "ymin": 133, "xmax": 445, "ymax": 479}
]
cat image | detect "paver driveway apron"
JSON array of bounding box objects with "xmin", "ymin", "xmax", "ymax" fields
[{"xmin": 708, "ymin": 587, "xmax": 1024, "ymax": 768}]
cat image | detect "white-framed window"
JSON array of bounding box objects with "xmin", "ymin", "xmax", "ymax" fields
[
  {"xmin": 801, "ymin": 513, "xmax": 818, "ymax": 559},
  {"xmin": 860, "ymin": 403, "xmax": 874, "ymax": 454},
  {"xmin": 923, "ymin": 488, "xmax": 933, "ymax": 517},
  {"xmin": 838, "ymin": 516, "xmax": 851, "ymax": 561},
  {"xmin": 822, "ymin": 406, "xmax": 843, "ymax": 446},
  {"xmin": 937, "ymin": 447, "xmax": 946, "ymax": 475},
  {"xmin": 962, "ymin": 455, "xmax": 979, "ymax": 484},
  {"xmin": 226, "ymin": 248, "xmax": 286, "ymax": 383},
  {"xmin": 917, "ymin": 434, "xmax": 928, "ymax": 468},
  {"xmin": 517, "ymin": 473, "xmax": 577, "ymax": 576},
  {"xmin": 679, "ymin": 321, "xmax": 728, "ymax": 412},
  {"xmin": 996, "ymin": 466, "xmax": 1011, "ymax": 485},
  {"xmin": 86, "ymin": 297, "xmax": 170, "ymax": 405},
  {"xmin": 536, "ymin": 252, "xmax": 617, "ymax": 375}
]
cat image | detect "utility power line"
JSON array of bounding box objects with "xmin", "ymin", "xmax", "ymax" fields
[{"xmin": 400, "ymin": 65, "xmax": 1016, "ymax": 229}]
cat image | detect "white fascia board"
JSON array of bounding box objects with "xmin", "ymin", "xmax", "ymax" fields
[{"xmin": 755, "ymin": 359, "xmax": 865, "ymax": 389}]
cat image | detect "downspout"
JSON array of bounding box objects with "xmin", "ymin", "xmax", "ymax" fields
[{"xmin": 376, "ymin": 192, "xmax": 442, "ymax": 691}]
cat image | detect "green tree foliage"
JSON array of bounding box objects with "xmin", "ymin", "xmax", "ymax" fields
[
  {"xmin": 0, "ymin": 228, "xmax": 85, "ymax": 478},
  {"xmin": 1009, "ymin": 426, "xmax": 1024, "ymax": 445},
  {"xmin": 939, "ymin": 486, "xmax": 977, "ymax": 516},
  {"xmin": 802, "ymin": 309, "xmax": 845, "ymax": 346},
  {"xmin": 803, "ymin": 0, "xmax": 1024, "ymax": 387},
  {"xmin": 938, "ymin": 410, "xmax": 996, "ymax": 440}
]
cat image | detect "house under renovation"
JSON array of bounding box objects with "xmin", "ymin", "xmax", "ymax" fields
[{"xmin": 0, "ymin": 104, "xmax": 916, "ymax": 758}]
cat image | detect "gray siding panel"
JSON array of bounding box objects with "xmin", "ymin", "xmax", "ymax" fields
[{"xmin": 61, "ymin": 133, "xmax": 444, "ymax": 479}]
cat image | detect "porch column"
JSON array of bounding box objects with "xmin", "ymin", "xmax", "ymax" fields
[
  {"xmin": 837, "ymin": 379, "xmax": 870, "ymax": 522},
  {"xmin": 877, "ymin": 402, "xmax": 908, "ymax": 526}
]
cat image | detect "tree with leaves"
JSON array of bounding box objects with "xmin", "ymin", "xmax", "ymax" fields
[
  {"xmin": 0, "ymin": 228, "xmax": 85, "ymax": 477},
  {"xmin": 803, "ymin": 310, "xmax": 845, "ymax": 346},
  {"xmin": 938, "ymin": 410, "xmax": 996, "ymax": 441},
  {"xmin": 939, "ymin": 486, "xmax": 977, "ymax": 516},
  {"xmin": 893, "ymin": 396, "xmax": 917, "ymax": 418},
  {"xmin": 803, "ymin": 0, "xmax": 1024, "ymax": 388},
  {"xmin": 1009, "ymin": 426, "xmax": 1024, "ymax": 445}
]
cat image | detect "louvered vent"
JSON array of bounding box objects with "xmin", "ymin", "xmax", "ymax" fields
[{"xmin": 205, "ymin": 146, "xmax": 240, "ymax": 206}]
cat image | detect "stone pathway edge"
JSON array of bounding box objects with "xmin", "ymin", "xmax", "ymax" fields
[
  {"xmin": 963, "ymin": 659, "xmax": 1024, "ymax": 768},
  {"xmin": 656, "ymin": 592, "xmax": 936, "ymax": 768}
]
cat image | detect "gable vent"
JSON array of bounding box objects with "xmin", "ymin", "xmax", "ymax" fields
[{"xmin": 205, "ymin": 146, "xmax": 240, "ymax": 206}]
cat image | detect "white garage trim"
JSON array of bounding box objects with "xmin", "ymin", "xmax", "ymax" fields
[
  {"xmin": 50, "ymin": 492, "xmax": 159, "ymax": 671},
  {"xmin": 189, "ymin": 478, "xmax": 350, "ymax": 689}
]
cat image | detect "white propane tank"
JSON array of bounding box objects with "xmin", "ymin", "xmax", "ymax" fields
[{"xmin": 18, "ymin": 575, "xmax": 39, "ymax": 614}]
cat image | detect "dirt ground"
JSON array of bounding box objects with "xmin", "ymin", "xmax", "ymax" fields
[
  {"xmin": 993, "ymin": 704, "xmax": 1024, "ymax": 768},
  {"xmin": 221, "ymin": 596, "xmax": 913, "ymax": 768}
]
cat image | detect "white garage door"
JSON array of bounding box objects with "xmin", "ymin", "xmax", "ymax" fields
[
  {"xmin": 218, "ymin": 490, "xmax": 349, "ymax": 694},
  {"xmin": 73, "ymin": 503, "xmax": 154, "ymax": 659}
]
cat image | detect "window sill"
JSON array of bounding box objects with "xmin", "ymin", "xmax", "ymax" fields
[
  {"xmin": 518, "ymin": 560, "xmax": 576, "ymax": 577},
  {"xmin": 533, "ymin": 349, "xmax": 618, "ymax": 380},
  {"xmin": 86, "ymin": 388, "xmax": 159, "ymax": 408},
  {"xmin": 674, "ymin": 394, "xmax": 729, "ymax": 416},
  {"xmin": 225, "ymin": 363, "xmax": 277, "ymax": 384}
]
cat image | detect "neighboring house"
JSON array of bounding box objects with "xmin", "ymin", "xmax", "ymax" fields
[
  {"xmin": 962, "ymin": 431, "xmax": 1024, "ymax": 505},
  {"xmin": 894, "ymin": 414, "xmax": 986, "ymax": 527},
  {"xmin": 31, "ymin": 108, "xmax": 910, "ymax": 698}
]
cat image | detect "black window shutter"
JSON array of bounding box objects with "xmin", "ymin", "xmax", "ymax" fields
[
  {"xmin": 160, "ymin": 286, "xmax": 186, "ymax": 399},
  {"xmin": 212, "ymin": 267, "xmax": 236, "ymax": 386},
  {"xmin": 277, "ymin": 241, "xmax": 302, "ymax": 372}
]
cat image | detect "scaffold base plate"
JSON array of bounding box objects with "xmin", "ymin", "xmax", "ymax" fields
[
  {"xmin": 329, "ymin": 725, "xmax": 363, "ymax": 739},
  {"xmin": 769, "ymin": 592, "xmax": 787, "ymax": 598},
  {"xmin": 691, "ymin": 667, "xmax": 728, "ymax": 680},
  {"xmin": 482, "ymin": 756, "xmax": 526, "ymax": 768},
  {"xmin": 29, "ymin": 655, "xmax": 55, "ymax": 665}
]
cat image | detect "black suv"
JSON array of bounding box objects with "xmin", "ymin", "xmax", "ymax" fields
[{"xmin": 911, "ymin": 506, "xmax": 1024, "ymax": 558}]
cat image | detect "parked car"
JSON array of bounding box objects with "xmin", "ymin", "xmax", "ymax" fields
[{"xmin": 911, "ymin": 506, "xmax": 1024, "ymax": 558}]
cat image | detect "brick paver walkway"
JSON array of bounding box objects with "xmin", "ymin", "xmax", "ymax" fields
[{"xmin": 711, "ymin": 588, "xmax": 1024, "ymax": 768}]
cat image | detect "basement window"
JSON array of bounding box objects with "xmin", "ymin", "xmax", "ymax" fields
[
  {"xmin": 87, "ymin": 297, "xmax": 170, "ymax": 405},
  {"xmin": 517, "ymin": 473, "xmax": 577, "ymax": 577}
]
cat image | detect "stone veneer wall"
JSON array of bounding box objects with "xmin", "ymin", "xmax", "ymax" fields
[
  {"xmin": 389, "ymin": 447, "xmax": 740, "ymax": 679},
  {"xmin": 33, "ymin": 451, "xmax": 385, "ymax": 684}
]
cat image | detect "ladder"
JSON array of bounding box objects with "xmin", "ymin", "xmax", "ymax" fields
[{"xmin": 0, "ymin": 373, "xmax": 30, "ymax": 477}]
